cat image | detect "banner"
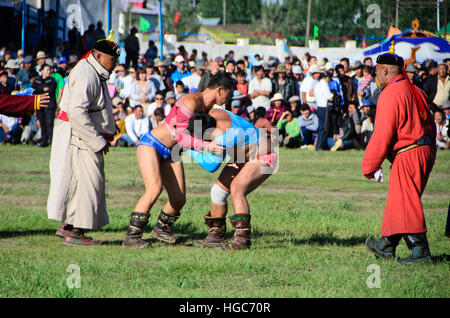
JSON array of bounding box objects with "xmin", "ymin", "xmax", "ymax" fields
[{"xmin": 59, "ymin": 0, "xmax": 121, "ymax": 42}]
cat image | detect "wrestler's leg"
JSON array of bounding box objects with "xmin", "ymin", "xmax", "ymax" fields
[
  {"xmin": 192, "ymin": 163, "xmax": 241, "ymax": 247},
  {"xmin": 224, "ymin": 161, "xmax": 272, "ymax": 250},
  {"xmin": 134, "ymin": 145, "xmax": 163, "ymax": 213},
  {"xmin": 123, "ymin": 145, "xmax": 162, "ymax": 248},
  {"xmin": 229, "ymin": 161, "xmax": 272, "ymax": 214},
  {"xmin": 151, "ymin": 160, "xmax": 186, "ymax": 244}
]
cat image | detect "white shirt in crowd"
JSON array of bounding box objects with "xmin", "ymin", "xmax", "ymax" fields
[
  {"xmin": 248, "ymin": 77, "xmax": 272, "ymax": 111},
  {"xmin": 314, "ymin": 79, "xmax": 333, "ymax": 108},
  {"xmin": 125, "ymin": 114, "xmax": 149, "ymax": 142},
  {"xmin": 300, "ymin": 76, "xmax": 318, "ymax": 104},
  {"xmin": 0, "ymin": 114, "xmax": 20, "ymax": 130},
  {"xmin": 436, "ymin": 119, "xmax": 449, "ymax": 149},
  {"xmin": 182, "ymin": 72, "xmax": 202, "ymax": 93},
  {"xmin": 145, "ymin": 102, "xmax": 172, "ymax": 117}
]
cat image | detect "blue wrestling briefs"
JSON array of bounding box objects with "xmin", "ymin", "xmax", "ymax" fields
[{"xmin": 137, "ymin": 131, "xmax": 172, "ymax": 161}]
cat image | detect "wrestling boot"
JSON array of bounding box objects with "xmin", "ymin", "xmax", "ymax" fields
[
  {"xmin": 222, "ymin": 214, "xmax": 251, "ymax": 250},
  {"xmin": 192, "ymin": 211, "xmax": 227, "ymax": 247},
  {"xmin": 151, "ymin": 210, "xmax": 181, "ymax": 244},
  {"xmin": 122, "ymin": 212, "xmax": 151, "ymax": 248},
  {"xmin": 365, "ymin": 234, "xmax": 402, "ymax": 260},
  {"xmin": 396, "ymin": 233, "xmax": 432, "ymax": 265},
  {"xmin": 62, "ymin": 228, "xmax": 101, "ymax": 246},
  {"xmin": 55, "ymin": 223, "xmax": 73, "ymax": 237}
]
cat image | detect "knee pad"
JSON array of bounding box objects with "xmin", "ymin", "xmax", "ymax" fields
[{"xmin": 210, "ymin": 183, "xmax": 230, "ymax": 205}]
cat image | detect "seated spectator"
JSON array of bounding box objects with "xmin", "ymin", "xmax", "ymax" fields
[
  {"xmin": 175, "ymin": 80, "xmax": 186, "ymax": 100},
  {"xmin": 251, "ymin": 106, "xmax": 273, "ymax": 138},
  {"xmin": 276, "ymin": 109, "xmax": 301, "ymax": 148},
  {"xmin": 434, "ymin": 110, "xmax": 449, "ymax": 149},
  {"xmin": 361, "ymin": 108, "xmax": 376, "ymax": 149},
  {"xmin": 236, "ymin": 70, "xmax": 248, "ymax": 98},
  {"xmin": 124, "ymin": 105, "xmax": 149, "ymax": 146},
  {"xmin": 266, "ymin": 93, "xmax": 286, "ymax": 126},
  {"xmin": 0, "ymin": 70, "xmax": 14, "ymax": 94},
  {"xmin": 146, "ymin": 91, "xmax": 171, "ymax": 118},
  {"xmin": 328, "ymin": 109, "xmax": 360, "ymax": 151},
  {"xmin": 149, "ymin": 107, "xmax": 165, "ymax": 130},
  {"xmin": 288, "ymin": 95, "xmax": 301, "ymax": 117},
  {"xmin": 231, "ymin": 99, "xmax": 241, "ymax": 116},
  {"xmin": 347, "ymin": 102, "xmax": 362, "ymax": 134},
  {"xmin": 298, "ymin": 103, "xmax": 318, "ymax": 147},
  {"xmin": 165, "ymin": 91, "xmax": 176, "ymax": 108},
  {"xmin": 0, "ymin": 114, "xmax": 22, "ymax": 144},
  {"xmin": 124, "ymin": 68, "xmax": 156, "ymax": 108},
  {"xmin": 110, "ymin": 112, "xmax": 133, "ymax": 147}
]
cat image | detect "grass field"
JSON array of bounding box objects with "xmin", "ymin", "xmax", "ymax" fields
[{"xmin": 0, "ymin": 145, "xmax": 449, "ymax": 298}]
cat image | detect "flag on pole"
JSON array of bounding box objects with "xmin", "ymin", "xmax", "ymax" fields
[
  {"xmin": 313, "ymin": 25, "xmax": 319, "ymax": 38},
  {"xmin": 174, "ymin": 12, "xmax": 180, "ymax": 26},
  {"xmin": 139, "ymin": 17, "xmax": 150, "ymax": 32}
]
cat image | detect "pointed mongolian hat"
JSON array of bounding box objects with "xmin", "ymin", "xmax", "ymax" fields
[{"xmin": 94, "ymin": 30, "xmax": 121, "ymax": 58}]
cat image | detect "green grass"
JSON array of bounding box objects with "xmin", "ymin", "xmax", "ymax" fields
[{"xmin": 0, "ymin": 145, "xmax": 449, "ymax": 298}]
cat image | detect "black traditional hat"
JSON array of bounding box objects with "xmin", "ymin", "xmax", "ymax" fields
[
  {"xmin": 94, "ymin": 30, "xmax": 120, "ymax": 58},
  {"xmin": 376, "ymin": 41, "xmax": 404, "ymax": 67}
]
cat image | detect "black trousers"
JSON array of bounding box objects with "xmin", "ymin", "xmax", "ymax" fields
[{"xmin": 36, "ymin": 108, "xmax": 55, "ymax": 145}]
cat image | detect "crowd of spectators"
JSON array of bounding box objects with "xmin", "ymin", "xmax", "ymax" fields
[{"xmin": 0, "ymin": 24, "xmax": 449, "ymax": 151}]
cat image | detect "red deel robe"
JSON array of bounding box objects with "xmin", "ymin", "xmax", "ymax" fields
[
  {"xmin": 0, "ymin": 94, "xmax": 41, "ymax": 117},
  {"xmin": 362, "ymin": 75, "xmax": 436, "ymax": 237}
]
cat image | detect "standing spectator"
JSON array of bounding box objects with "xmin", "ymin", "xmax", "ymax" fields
[
  {"xmin": 352, "ymin": 61, "xmax": 364, "ymax": 107},
  {"xmin": 170, "ymin": 55, "xmax": 191, "ymax": 84},
  {"xmin": 144, "ymin": 40, "xmax": 158, "ymax": 64},
  {"xmin": 431, "ymin": 64, "xmax": 449, "ymax": 111},
  {"xmin": 197, "ymin": 60, "xmax": 219, "ymax": 93},
  {"xmin": 94, "ymin": 21, "xmax": 106, "ymax": 43},
  {"xmin": 434, "ymin": 110, "xmax": 449, "ymax": 149},
  {"xmin": 298, "ymin": 103, "xmax": 318, "ymax": 147},
  {"xmin": 32, "ymin": 64, "xmax": 57, "ymax": 147},
  {"xmin": 266, "ymin": 93, "xmax": 286, "ymax": 125},
  {"xmin": 124, "ymin": 105, "xmax": 149, "ymax": 146},
  {"xmin": 272, "ymin": 63, "xmax": 296, "ymax": 101},
  {"xmin": 300, "ymin": 64, "xmax": 321, "ymax": 109},
  {"xmin": 182, "ymin": 62, "xmax": 202, "ymax": 93},
  {"xmin": 124, "ymin": 27, "xmax": 140, "ymax": 69},
  {"xmin": 248, "ymin": 65, "xmax": 272, "ymax": 111},
  {"xmin": 80, "ymin": 24, "xmax": 96, "ymax": 55},
  {"xmin": 68, "ymin": 22, "xmax": 81, "ymax": 54},
  {"xmin": 336, "ymin": 64, "xmax": 356, "ymax": 108},
  {"xmin": 292, "ymin": 65, "xmax": 304, "ymax": 96},
  {"xmin": 314, "ymin": 71, "xmax": 334, "ymax": 150}
]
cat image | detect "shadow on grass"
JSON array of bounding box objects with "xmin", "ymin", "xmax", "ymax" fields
[{"xmin": 432, "ymin": 254, "xmax": 450, "ymax": 263}]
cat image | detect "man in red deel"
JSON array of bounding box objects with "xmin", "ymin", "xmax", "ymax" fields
[{"xmin": 362, "ymin": 42, "xmax": 437, "ymax": 264}]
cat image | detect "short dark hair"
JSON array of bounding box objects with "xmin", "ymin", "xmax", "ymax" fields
[
  {"xmin": 187, "ymin": 112, "xmax": 217, "ymax": 140},
  {"xmin": 300, "ymin": 103, "xmax": 310, "ymax": 111},
  {"xmin": 207, "ymin": 72, "xmax": 234, "ymax": 91},
  {"xmin": 154, "ymin": 107, "xmax": 164, "ymax": 117}
]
